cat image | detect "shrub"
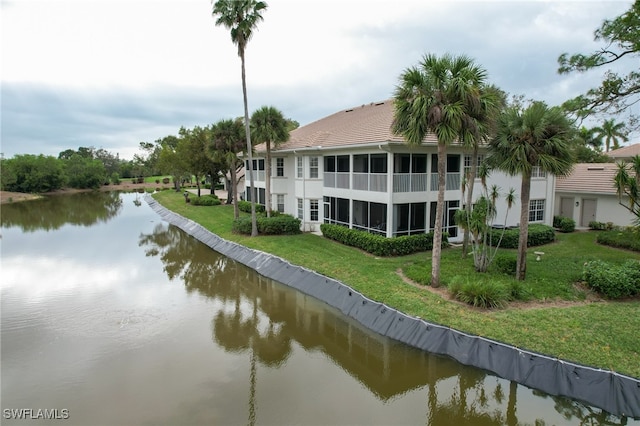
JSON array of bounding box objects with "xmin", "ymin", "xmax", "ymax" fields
[
  {"xmin": 449, "ymin": 277, "xmax": 509, "ymax": 309},
  {"xmin": 111, "ymin": 172, "xmax": 121, "ymax": 185},
  {"xmin": 488, "ymin": 224, "xmax": 555, "ymax": 248},
  {"xmin": 589, "ymin": 221, "xmax": 605, "ymax": 230},
  {"xmin": 582, "ymin": 260, "xmax": 640, "ymax": 299},
  {"xmin": 595, "ymin": 228, "xmax": 640, "ymax": 252},
  {"xmin": 553, "ymin": 216, "xmax": 575, "ymax": 233},
  {"xmin": 191, "ymin": 195, "xmax": 221, "ymax": 206},
  {"xmin": 162, "ymin": 177, "xmax": 170, "ymax": 184},
  {"xmin": 320, "ymin": 224, "xmax": 446, "ymax": 257},
  {"xmin": 232, "ymin": 215, "xmax": 301, "ymax": 235},
  {"xmin": 493, "ymin": 254, "xmax": 517, "ymax": 276},
  {"xmin": 238, "ymin": 200, "xmax": 265, "ymax": 214}
]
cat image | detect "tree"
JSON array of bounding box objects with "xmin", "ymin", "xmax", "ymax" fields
[
  {"xmin": 613, "ymin": 155, "xmax": 640, "ymax": 226},
  {"xmin": 591, "ymin": 118, "xmax": 629, "ymax": 152},
  {"xmin": 64, "ymin": 154, "xmax": 106, "ymax": 189},
  {"xmin": 488, "ymin": 101, "xmax": 575, "ymax": 280},
  {"xmin": 558, "ymin": 0, "xmax": 640, "ymax": 129},
  {"xmin": 157, "ymin": 135, "xmax": 188, "ymax": 191},
  {"xmin": 392, "ymin": 53, "xmax": 494, "ymax": 287},
  {"xmin": 250, "ymin": 106, "xmax": 290, "ymax": 217},
  {"xmin": 212, "ymin": 0, "xmax": 268, "ymax": 237},
  {"xmin": 178, "ymin": 126, "xmax": 216, "ymax": 197},
  {"xmin": 1, "ymin": 154, "xmax": 66, "ymax": 193},
  {"xmin": 210, "ymin": 118, "xmax": 247, "ymax": 219}
]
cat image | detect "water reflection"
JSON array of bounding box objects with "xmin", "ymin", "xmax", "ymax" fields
[
  {"xmin": 0, "ymin": 191, "xmax": 123, "ymax": 231},
  {"xmin": 139, "ymin": 221, "xmax": 635, "ymax": 425}
]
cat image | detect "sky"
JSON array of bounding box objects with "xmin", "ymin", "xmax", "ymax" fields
[{"xmin": 1, "ymin": 0, "xmax": 637, "ymax": 161}]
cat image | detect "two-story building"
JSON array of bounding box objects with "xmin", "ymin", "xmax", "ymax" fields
[{"xmin": 244, "ymin": 100, "xmax": 555, "ymax": 242}]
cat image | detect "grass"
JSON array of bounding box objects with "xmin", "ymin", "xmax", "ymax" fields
[{"xmin": 152, "ymin": 190, "xmax": 640, "ymax": 378}]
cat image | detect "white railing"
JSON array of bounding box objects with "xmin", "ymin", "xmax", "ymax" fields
[
  {"xmin": 430, "ymin": 173, "xmax": 461, "ymax": 191},
  {"xmin": 393, "ymin": 173, "xmax": 428, "ymax": 193},
  {"xmin": 336, "ymin": 173, "xmax": 350, "ymax": 189}
]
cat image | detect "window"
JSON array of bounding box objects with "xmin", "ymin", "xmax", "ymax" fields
[
  {"xmin": 310, "ymin": 199, "xmax": 319, "ymax": 221},
  {"xmin": 309, "ymin": 157, "xmax": 319, "ymax": 179},
  {"xmin": 532, "ymin": 166, "xmax": 546, "ymax": 178},
  {"xmin": 296, "ymin": 157, "xmax": 303, "ymax": 178},
  {"xmin": 324, "ymin": 196, "xmax": 350, "ymax": 226},
  {"xmin": 276, "ymin": 158, "xmax": 284, "ymax": 177},
  {"xmin": 297, "ymin": 198, "xmax": 303, "ymax": 219},
  {"xmin": 463, "ymin": 154, "xmax": 485, "ymax": 175},
  {"xmin": 529, "ymin": 199, "xmax": 545, "ymax": 222},
  {"xmin": 277, "ymin": 194, "xmax": 285, "ymax": 213},
  {"xmin": 324, "ymin": 156, "xmax": 336, "ymax": 172}
]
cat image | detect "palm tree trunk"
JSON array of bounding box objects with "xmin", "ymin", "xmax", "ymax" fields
[
  {"xmin": 517, "ymin": 173, "xmax": 531, "ymax": 281},
  {"xmin": 265, "ymin": 142, "xmax": 272, "ymax": 217},
  {"xmin": 240, "ymin": 49, "xmax": 258, "ymax": 237},
  {"xmin": 431, "ymin": 143, "xmax": 447, "ymax": 288}
]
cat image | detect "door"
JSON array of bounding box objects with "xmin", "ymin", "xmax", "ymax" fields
[
  {"xmin": 560, "ymin": 197, "xmax": 574, "ymax": 219},
  {"xmin": 581, "ymin": 199, "xmax": 597, "ymax": 227}
]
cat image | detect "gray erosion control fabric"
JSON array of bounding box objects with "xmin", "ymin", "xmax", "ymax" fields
[{"xmin": 145, "ymin": 195, "xmax": 640, "ymax": 419}]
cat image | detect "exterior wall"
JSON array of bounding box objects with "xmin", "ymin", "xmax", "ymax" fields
[
  {"xmin": 554, "ymin": 191, "xmax": 636, "ymax": 227},
  {"xmin": 248, "ymin": 148, "xmax": 556, "ymax": 241}
]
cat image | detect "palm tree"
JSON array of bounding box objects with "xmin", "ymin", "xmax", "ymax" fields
[
  {"xmin": 210, "ymin": 118, "xmax": 246, "ymax": 219},
  {"xmin": 613, "ymin": 155, "xmax": 640, "ymax": 227},
  {"xmin": 392, "ymin": 53, "xmax": 493, "ymax": 287},
  {"xmin": 592, "ymin": 119, "xmax": 628, "ymax": 152},
  {"xmin": 212, "ymin": 0, "xmax": 268, "ymax": 237},
  {"xmin": 488, "ymin": 101, "xmax": 575, "ymax": 280},
  {"xmin": 250, "ymin": 106, "xmax": 290, "ymax": 217}
]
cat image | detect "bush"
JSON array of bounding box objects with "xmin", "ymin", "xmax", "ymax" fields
[
  {"xmin": 595, "ymin": 228, "xmax": 640, "ymax": 252},
  {"xmin": 449, "ymin": 277, "xmax": 509, "ymax": 309},
  {"xmin": 232, "ymin": 214, "xmax": 301, "ymax": 235},
  {"xmin": 111, "ymin": 172, "xmax": 121, "ymax": 185},
  {"xmin": 162, "ymin": 177, "xmax": 170, "ymax": 184},
  {"xmin": 493, "ymin": 254, "xmax": 517, "ymax": 276},
  {"xmin": 488, "ymin": 224, "xmax": 555, "ymax": 248},
  {"xmin": 553, "ymin": 215, "xmax": 575, "ymax": 233},
  {"xmin": 320, "ymin": 224, "xmax": 446, "ymax": 257},
  {"xmin": 238, "ymin": 200, "xmax": 265, "ymax": 214},
  {"xmin": 589, "ymin": 221, "xmax": 605, "ymax": 230},
  {"xmin": 583, "ymin": 260, "xmax": 640, "ymax": 299},
  {"xmin": 191, "ymin": 195, "xmax": 221, "ymax": 206}
]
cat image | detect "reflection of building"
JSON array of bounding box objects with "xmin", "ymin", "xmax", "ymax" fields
[
  {"xmin": 244, "ymin": 101, "xmax": 555, "ymax": 240},
  {"xmin": 252, "ymin": 274, "xmax": 459, "ymax": 400}
]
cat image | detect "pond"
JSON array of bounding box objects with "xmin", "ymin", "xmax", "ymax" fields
[{"xmin": 1, "ymin": 192, "xmax": 635, "ymax": 425}]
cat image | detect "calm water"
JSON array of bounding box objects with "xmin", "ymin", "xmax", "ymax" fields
[{"xmin": 1, "ymin": 192, "xmax": 635, "ymax": 425}]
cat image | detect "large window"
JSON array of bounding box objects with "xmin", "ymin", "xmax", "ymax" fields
[
  {"xmin": 324, "ymin": 155, "xmax": 350, "ymax": 189},
  {"xmin": 529, "ymin": 199, "xmax": 545, "ymax": 222},
  {"xmin": 309, "ymin": 157, "xmax": 319, "ymax": 179},
  {"xmin": 463, "ymin": 154, "xmax": 485, "ymax": 176},
  {"xmin": 393, "ymin": 203, "xmax": 426, "ymax": 236},
  {"xmin": 323, "ymin": 196, "xmax": 350, "ymax": 226},
  {"xmin": 276, "ymin": 158, "xmax": 284, "ymax": 177},
  {"xmin": 532, "ymin": 166, "xmax": 546, "ymax": 178},
  {"xmin": 429, "ymin": 200, "xmax": 459, "ymax": 238},
  {"xmin": 246, "ymin": 187, "xmax": 266, "ymax": 205},
  {"xmin": 310, "ymin": 199, "xmax": 319, "ymax": 221},
  {"xmin": 353, "ymin": 200, "xmax": 387, "ymax": 235}
]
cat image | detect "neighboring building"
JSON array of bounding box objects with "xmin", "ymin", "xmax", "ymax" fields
[
  {"xmin": 607, "ymin": 143, "xmax": 640, "ymax": 162},
  {"xmin": 245, "ymin": 100, "xmax": 556, "ymax": 242},
  {"xmin": 555, "ymin": 163, "xmax": 636, "ymax": 227}
]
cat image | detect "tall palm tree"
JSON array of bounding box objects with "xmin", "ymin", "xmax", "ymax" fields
[
  {"xmin": 250, "ymin": 106, "xmax": 290, "ymax": 217},
  {"xmin": 392, "ymin": 53, "xmax": 492, "ymax": 287},
  {"xmin": 212, "ymin": 0, "xmax": 268, "ymax": 237},
  {"xmin": 614, "ymin": 155, "xmax": 640, "ymax": 227},
  {"xmin": 592, "ymin": 119, "xmax": 628, "ymax": 152},
  {"xmin": 488, "ymin": 101, "xmax": 575, "ymax": 280}
]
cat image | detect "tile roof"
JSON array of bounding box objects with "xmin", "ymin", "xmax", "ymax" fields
[
  {"xmin": 607, "ymin": 143, "xmax": 640, "ymax": 160},
  {"xmin": 258, "ymin": 100, "xmax": 439, "ymax": 153},
  {"xmin": 556, "ymin": 163, "xmax": 624, "ymax": 195}
]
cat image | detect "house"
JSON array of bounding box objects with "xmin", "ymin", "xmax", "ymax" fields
[
  {"xmin": 555, "ymin": 163, "xmax": 637, "ymax": 227},
  {"xmin": 245, "ymin": 100, "xmax": 556, "ymax": 242}
]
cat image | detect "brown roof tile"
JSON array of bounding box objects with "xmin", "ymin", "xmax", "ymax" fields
[
  {"xmin": 556, "ymin": 163, "xmax": 624, "ymax": 195},
  {"xmin": 257, "ymin": 100, "xmax": 439, "ymax": 153},
  {"xmin": 607, "ymin": 143, "xmax": 640, "ymax": 160}
]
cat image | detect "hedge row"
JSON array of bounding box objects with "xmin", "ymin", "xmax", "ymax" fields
[
  {"xmin": 488, "ymin": 224, "xmax": 555, "ymax": 248},
  {"xmin": 232, "ymin": 215, "xmax": 301, "ymax": 235},
  {"xmin": 595, "ymin": 228, "xmax": 640, "ymax": 252},
  {"xmin": 320, "ymin": 224, "xmax": 446, "ymax": 257},
  {"xmin": 190, "ymin": 195, "xmax": 221, "ymax": 206},
  {"xmin": 583, "ymin": 260, "xmax": 640, "ymax": 299}
]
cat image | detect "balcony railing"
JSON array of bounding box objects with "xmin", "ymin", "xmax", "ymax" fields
[
  {"xmin": 324, "ymin": 172, "xmax": 350, "ymax": 189},
  {"xmin": 430, "ymin": 173, "xmax": 461, "ymax": 191},
  {"xmin": 393, "ymin": 173, "xmax": 428, "ymax": 193}
]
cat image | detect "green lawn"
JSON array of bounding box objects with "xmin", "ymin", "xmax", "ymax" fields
[{"xmin": 152, "ymin": 190, "xmax": 640, "ymax": 378}]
